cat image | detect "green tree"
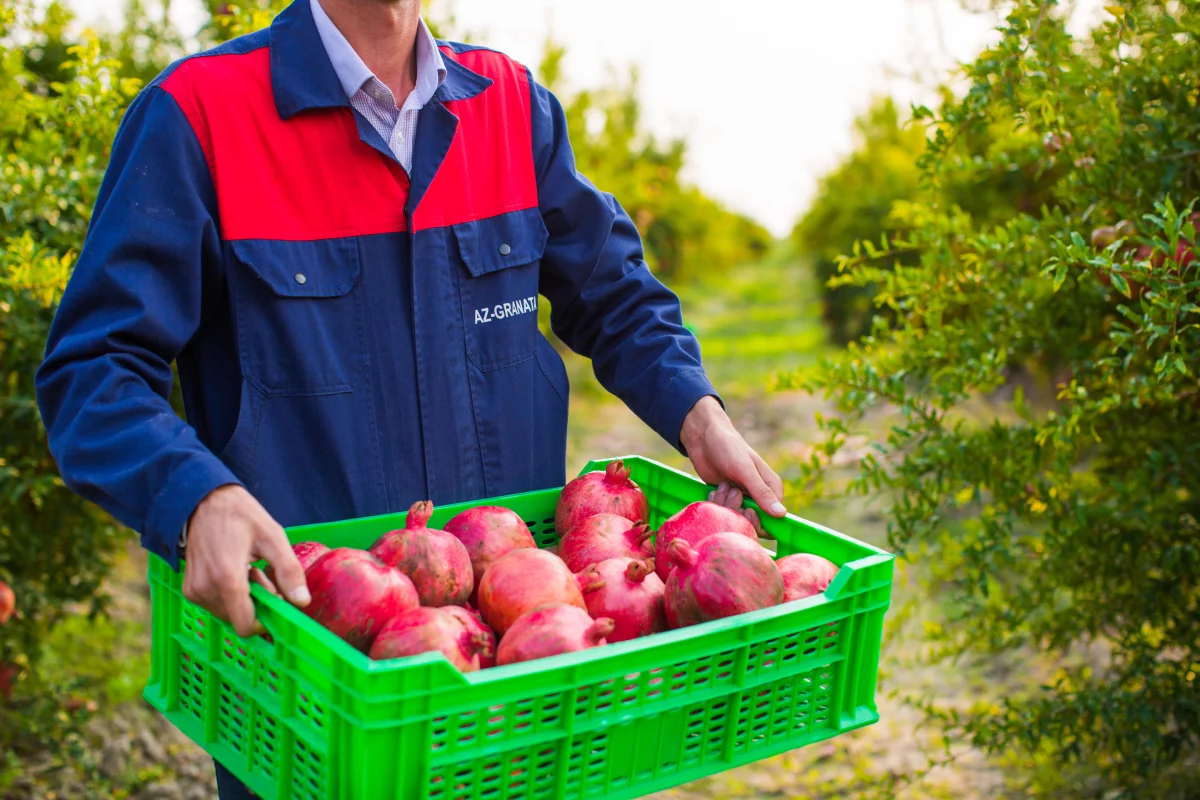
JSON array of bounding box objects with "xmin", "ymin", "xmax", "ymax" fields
[
  {"xmin": 793, "ymin": 97, "xmax": 927, "ymax": 344},
  {"xmin": 0, "ymin": 0, "xmax": 141, "ymax": 748},
  {"xmin": 538, "ymin": 40, "xmax": 770, "ymax": 283},
  {"xmin": 786, "ymin": 1, "xmax": 1200, "ymax": 794}
]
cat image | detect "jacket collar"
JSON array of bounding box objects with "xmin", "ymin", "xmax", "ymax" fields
[
  {"xmin": 435, "ymin": 46, "xmax": 493, "ymax": 103},
  {"xmin": 269, "ymin": 1, "xmax": 491, "ymax": 120}
]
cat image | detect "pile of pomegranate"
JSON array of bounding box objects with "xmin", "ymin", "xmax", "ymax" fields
[{"xmin": 283, "ymin": 460, "xmax": 842, "ymax": 671}]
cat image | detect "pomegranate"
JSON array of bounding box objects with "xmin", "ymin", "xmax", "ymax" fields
[
  {"xmin": 0, "ymin": 661, "xmax": 18, "ymax": 701},
  {"xmin": 443, "ymin": 605, "xmax": 497, "ymax": 668},
  {"xmin": 558, "ymin": 513, "xmax": 654, "ymax": 573},
  {"xmin": 1042, "ymin": 130, "xmax": 1071, "ymax": 154},
  {"xmin": 576, "ymin": 558, "xmax": 666, "ymax": 643},
  {"xmin": 1134, "ymin": 244, "xmax": 1166, "ymax": 268},
  {"xmin": 664, "ymin": 534, "xmax": 783, "ymax": 628},
  {"xmin": 477, "ymin": 548, "xmax": 585, "ymax": 635},
  {"xmin": 370, "ymin": 501, "xmax": 473, "ymax": 607},
  {"xmin": 368, "ymin": 607, "xmax": 493, "ymax": 672},
  {"xmin": 554, "ymin": 460, "xmax": 649, "ymax": 536},
  {"xmin": 778, "ymin": 553, "xmax": 840, "ymax": 602},
  {"xmin": 444, "ymin": 506, "xmax": 537, "ymax": 604},
  {"xmin": 0, "ymin": 581, "xmax": 13, "ymax": 626},
  {"xmin": 1090, "ymin": 226, "xmax": 1117, "ymax": 250},
  {"xmin": 303, "ymin": 548, "xmax": 419, "ymax": 652},
  {"xmin": 265, "ymin": 541, "xmax": 330, "ymax": 587},
  {"xmin": 653, "ymin": 501, "xmax": 757, "ymax": 580},
  {"xmin": 496, "ymin": 604, "xmax": 614, "ymax": 666}
]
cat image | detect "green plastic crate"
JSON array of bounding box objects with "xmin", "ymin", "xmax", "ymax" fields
[{"xmin": 144, "ymin": 456, "xmax": 894, "ymax": 800}]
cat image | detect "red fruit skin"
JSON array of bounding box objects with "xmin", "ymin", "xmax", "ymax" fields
[
  {"xmin": 1042, "ymin": 130, "xmax": 1071, "ymax": 154},
  {"xmin": 777, "ymin": 553, "xmax": 840, "ymax": 602},
  {"xmin": 370, "ymin": 501, "xmax": 474, "ymax": 607},
  {"xmin": 1090, "ymin": 226, "xmax": 1117, "ymax": 250},
  {"xmin": 443, "ymin": 605, "xmax": 497, "ymax": 669},
  {"xmin": 496, "ymin": 604, "xmax": 614, "ymax": 666},
  {"xmin": 0, "ymin": 661, "xmax": 18, "ymax": 701},
  {"xmin": 577, "ymin": 558, "xmax": 666, "ymax": 643},
  {"xmin": 654, "ymin": 501, "xmax": 757, "ymax": 580},
  {"xmin": 0, "ymin": 581, "xmax": 14, "ymax": 626},
  {"xmin": 477, "ymin": 548, "xmax": 586, "ymax": 635},
  {"xmin": 303, "ymin": 548, "xmax": 419, "ymax": 652},
  {"xmin": 554, "ymin": 460, "xmax": 649, "ymax": 536},
  {"xmin": 558, "ymin": 514, "xmax": 654, "ymax": 573},
  {"xmin": 444, "ymin": 506, "xmax": 537, "ymax": 604},
  {"xmin": 265, "ymin": 541, "xmax": 330, "ymax": 587},
  {"xmin": 664, "ymin": 533, "xmax": 784, "ymax": 628},
  {"xmin": 1134, "ymin": 244, "xmax": 1166, "ymax": 269},
  {"xmin": 368, "ymin": 606, "xmax": 491, "ymax": 672}
]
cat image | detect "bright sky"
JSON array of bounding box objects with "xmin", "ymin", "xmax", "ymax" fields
[{"xmin": 73, "ymin": 0, "xmax": 1106, "ymax": 236}]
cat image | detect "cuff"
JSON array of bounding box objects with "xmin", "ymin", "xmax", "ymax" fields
[
  {"xmin": 142, "ymin": 453, "xmax": 243, "ymax": 570},
  {"xmin": 644, "ymin": 368, "xmax": 721, "ymax": 455}
]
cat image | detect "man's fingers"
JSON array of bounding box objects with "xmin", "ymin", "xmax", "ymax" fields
[
  {"xmin": 742, "ymin": 507, "xmax": 766, "ymax": 538},
  {"xmin": 253, "ymin": 524, "xmax": 311, "ymax": 607},
  {"xmin": 249, "ymin": 566, "xmax": 282, "ymax": 598},
  {"xmin": 734, "ymin": 455, "xmax": 786, "ymax": 518},
  {"xmin": 222, "ymin": 572, "xmax": 262, "ymax": 638},
  {"xmin": 708, "ymin": 482, "xmax": 747, "ymax": 511},
  {"xmin": 751, "ymin": 450, "xmax": 786, "ymax": 506}
]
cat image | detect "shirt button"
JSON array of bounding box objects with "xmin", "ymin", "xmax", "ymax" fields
[
  {"xmin": 499, "ymin": 244, "xmax": 511, "ymax": 256},
  {"xmin": 294, "ymin": 273, "xmax": 307, "ymax": 285}
]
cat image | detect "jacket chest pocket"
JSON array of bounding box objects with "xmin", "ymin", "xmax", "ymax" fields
[
  {"xmin": 229, "ymin": 238, "xmax": 368, "ymax": 396},
  {"xmin": 454, "ymin": 210, "xmax": 548, "ymax": 371}
]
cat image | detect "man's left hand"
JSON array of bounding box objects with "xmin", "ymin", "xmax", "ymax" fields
[{"xmin": 680, "ymin": 396, "xmax": 787, "ymax": 523}]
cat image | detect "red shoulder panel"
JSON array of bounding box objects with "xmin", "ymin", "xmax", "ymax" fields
[
  {"xmin": 412, "ymin": 47, "xmax": 538, "ymax": 231},
  {"xmin": 163, "ymin": 48, "xmax": 408, "ymax": 241}
]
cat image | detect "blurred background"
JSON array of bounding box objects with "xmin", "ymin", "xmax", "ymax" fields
[{"xmin": 1, "ymin": 1, "xmax": 1198, "ymax": 798}]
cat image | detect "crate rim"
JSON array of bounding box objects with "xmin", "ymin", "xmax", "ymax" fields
[{"xmin": 240, "ymin": 454, "xmax": 894, "ymax": 686}]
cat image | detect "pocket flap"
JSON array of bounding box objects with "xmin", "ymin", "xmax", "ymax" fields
[
  {"xmin": 231, "ymin": 238, "xmax": 361, "ymax": 298},
  {"xmin": 452, "ymin": 208, "xmax": 548, "ymax": 278}
]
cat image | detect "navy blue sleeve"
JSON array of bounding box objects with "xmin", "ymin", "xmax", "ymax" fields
[
  {"xmin": 528, "ymin": 71, "xmax": 720, "ymax": 452},
  {"xmin": 35, "ymin": 85, "xmax": 241, "ymax": 567}
]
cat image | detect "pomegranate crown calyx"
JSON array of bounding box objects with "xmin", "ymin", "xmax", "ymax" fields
[
  {"xmin": 587, "ymin": 617, "xmax": 616, "ymax": 644},
  {"xmin": 632, "ymin": 521, "xmax": 654, "ymax": 548},
  {"xmin": 470, "ymin": 632, "xmax": 494, "ymax": 657},
  {"xmin": 576, "ymin": 566, "xmax": 607, "ymax": 594},
  {"xmin": 603, "ymin": 460, "xmax": 633, "ymax": 485},
  {"xmin": 406, "ymin": 500, "xmax": 434, "ymax": 529},
  {"xmin": 625, "ymin": 558, "xmax": 655, "ymax": 583},
  {"xmin": 667, "ymin": 539, "xmax": 699, "ymax": 569}
]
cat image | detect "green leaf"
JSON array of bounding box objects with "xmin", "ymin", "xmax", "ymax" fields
[
  {"xmin": 1110, "ymin": 272, "xmax": 1132, "ymax": 298},
  {"xmin": 1052, "ymin": 262, "xmax": 1069, "ymax": 292},
  {"xmin": 1105, "ymin": 4, "xmax": 1126, "ymax": 16}
]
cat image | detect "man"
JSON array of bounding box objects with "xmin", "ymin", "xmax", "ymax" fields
[{"xmin": 36, "ymin": 0, "xmax": 785, "ymax": 796}]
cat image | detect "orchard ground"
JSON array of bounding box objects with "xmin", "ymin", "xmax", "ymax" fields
[{"xmin": 4, "ymin": 250, "xmax": 1071, "ymax": 799}]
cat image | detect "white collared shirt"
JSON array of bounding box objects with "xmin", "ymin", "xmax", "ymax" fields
[{"xmin": 309, "ymin": 0, "xmax": 447, "ymax": 172}]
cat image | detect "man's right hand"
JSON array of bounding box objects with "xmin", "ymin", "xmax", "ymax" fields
[{"xmin": 182, "ymin": 485, "xmax": 311, "ymax": 637}]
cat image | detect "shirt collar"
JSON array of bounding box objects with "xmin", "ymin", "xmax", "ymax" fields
[{"xmin": 309, "ymin": 0, "xmax": 446, "ymax": 105}]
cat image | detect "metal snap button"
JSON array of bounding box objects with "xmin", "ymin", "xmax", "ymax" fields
[
  {"xmin": 498, "ymin": 244, "xmax": 511, "ymax": 256},
  {"xmin": 294, "ymin": 273, "xmax": 307, "ymax": 285}
]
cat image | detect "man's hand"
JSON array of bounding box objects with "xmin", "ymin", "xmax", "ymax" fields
[
  {"xmin": 182, "ymin": 485, "xmax": 310, "ymax": 638},
  {"xmin": 680, "ymin": 396, "xmax": 786, "ymax": 521}
]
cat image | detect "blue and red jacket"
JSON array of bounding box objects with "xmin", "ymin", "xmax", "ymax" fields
[{"xmin": 35, "ymin": 0, "xmax": 717, "ymax": 568}]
